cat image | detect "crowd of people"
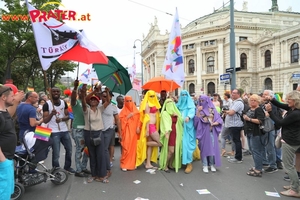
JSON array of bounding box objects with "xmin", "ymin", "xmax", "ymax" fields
[{"xmin": 2, "ymin": 80, "xmax": 300, "ymax": 199}]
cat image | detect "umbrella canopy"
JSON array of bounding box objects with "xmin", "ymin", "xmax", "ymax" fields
[
  {"xmin": 142, "ymin": 76, "xmax": 180, "ymax": 93},
  {"xmin": 58, "ymin": 44, "xmax": 108, "ymax": 65},
  {"xmin": 93, "ymin": 56, "xmax": 132, "ymax": 95}
]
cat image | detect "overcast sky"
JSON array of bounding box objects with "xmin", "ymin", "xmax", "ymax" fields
[{"xmin": 2, "ymin": 0, "xmax": 300, "ymax": 78}]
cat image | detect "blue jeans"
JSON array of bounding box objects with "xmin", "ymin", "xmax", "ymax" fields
[
  {"xmin": 51, "ymin": 131, "xmax": 73, "ymax": 169},
  {"xmin": 249, "ymin": 133, "xmax": 268, "ymax": 171},
  {"xmin": 202, "ymin": 156, "xmax": 215, "ymax": 166},
  {"xmin": 71, "ymin": 128, "xmax": 88, "ymax": 172},
  {"xmin": 103, "ymin": 128, "xmax": 114, "ymax": 171},
  {"xmin": 265, "ymin": 130, "xmax": 277, "ymax": 168}
]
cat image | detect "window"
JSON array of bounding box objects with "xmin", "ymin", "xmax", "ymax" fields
[
  {"xmin": 291, "ymin": 43, "xmax": 299, "ymax": 63},
  {"xmin": 207, "ymin": 82, "xmax": 215, "ymax": 96},
  {"xmin": 188, "ymin": 44, "xmax": 194, "ymax": 49},
  {"xmin": 207, "ymin": 56, "xmax": 214, "ymax": 73},
  {"xmin": 240, "ymin": 53, "xmax": 247, "ymax": 69},
  {"xmin": 188, "ymin": 59, "xmax": 195, "ymax": 74},
  {"xmin": 264, "ymin": 78, "xmax": 273, "ymax": 90},
  {"xmin": 210, "ymin": 40, "xmax": 215, "ymax": 45},
  {"xmin": 204, "ymin": 41, "xmax": 209, "ymax": 46},
  {"xmin": 189, "ymin": 83, "xmax": 195, "ymax": 94},
  {"xmin": 265, "ymin": 50, "xmax": 271, "ymax": 67},
  {"xmin": 239, "ymin": 36, "xmax": 248, "ymax": 41}
]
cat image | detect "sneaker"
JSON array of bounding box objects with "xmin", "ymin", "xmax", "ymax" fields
[
  {"xmin": 265, "ymin": 167, "xmax": 278, "ymax": 173},
  {"xmin": 75, "ymin": 172, "xmax": 87, "ymax": 177},
  {"xmin": 263, "ymin": 164, "xmax": 270, "ymax": 168},
  {"xmin": 65, "ymin": 168, "xmax": 76, "ymax": 175},
  {"xmin": 284, "ymin": 172, "xmax": 300, "ymax": 181},
  {"xmin": 121, "ymin": 168, "xmax": 127, "ymax": 172},
  {"xmin": 276, "ymin": 161, "xmax": 283, "ymax": 170},
  {"xmin": 228, "ymin": 158, "xmax": 243, "ymax": 164},
  {"xmin": 82, "ymin": 169, "xmax": 91, "ymax": 174},
  {"xmin": 203, "ymin": 166, "xmax": 208, "ymax": 173},
  {"xmin": 110, "ymin": 162, "xmax": 113, "ymax": 168},
  {"xmin": 210, "ymin": 165, "xmax": 216, "ymax": 172}
]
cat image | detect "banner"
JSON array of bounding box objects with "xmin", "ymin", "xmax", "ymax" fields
[{"xmin": 161, "ymin": 8, "xmax": 185, "ymax": 87}]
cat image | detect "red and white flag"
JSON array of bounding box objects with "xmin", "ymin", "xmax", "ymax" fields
[{"xmin": 25, "ymin": 1, "xmax": 99, "ymax": 71}]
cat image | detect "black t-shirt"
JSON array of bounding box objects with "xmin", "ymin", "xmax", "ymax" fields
[{"xmin": 0, "ymin": 110, "xmax": 17, "ymax": 159}]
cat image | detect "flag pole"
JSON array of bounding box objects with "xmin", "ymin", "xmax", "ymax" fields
[{"xmin": 76, "ymin": 62, "xmax": 80, "ymax": 80}]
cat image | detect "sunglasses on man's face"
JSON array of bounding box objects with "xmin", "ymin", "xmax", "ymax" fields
[{"xmin": 0, "ymin": 87, "xmax": 12, "ymax": 97}]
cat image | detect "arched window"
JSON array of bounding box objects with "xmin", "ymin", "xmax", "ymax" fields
[
  {"xmin": 291, "ymin": 43, "xmax": 299, "ymax": 63},
  {"xmin": 189, "ymin": 83, "xmax": 195, "ymax": 94},
  {"xmin": 265, "ymin": 50, "xmax": 271, "ymax": 67},
  {"xmin": 207, "ymin": 57, "xmax": 214, "ymax": 73},
  {"xmin": 264, "ymin": 78, "xmax": 273, "ymax": 90},
  {"xmin": 207, "ymin": 82, "xmax": 215, "ymax": 95},
  {"xmin": 240, "ymin": 53, "xmax": 247, "ymax": 69},
  {"xmin": 188, "ymin": 59, "xmax": 195, "ymax": 74}
]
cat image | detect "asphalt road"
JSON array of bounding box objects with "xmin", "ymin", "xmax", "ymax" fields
[{"xmin": 20, "ymin": 141, "xmax": 294, "ymax": 200}]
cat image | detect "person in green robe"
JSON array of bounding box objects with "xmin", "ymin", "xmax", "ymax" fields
[{"xmin": 159, "ymin": 98, "xmax": 183, "ymax": 173}]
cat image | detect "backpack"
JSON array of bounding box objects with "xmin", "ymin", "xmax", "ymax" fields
[{"xmin": 235, "ymin": 99, "xmax": 250, "ymax": 123}]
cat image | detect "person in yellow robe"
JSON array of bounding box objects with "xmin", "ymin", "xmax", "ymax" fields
[
  {"xmin": 119, "ymin": 96, "xmax": 140, "ymax": 171},
  {"xmin": 136, "ymin": 90, "xmax": 161, "ymax": 169}
]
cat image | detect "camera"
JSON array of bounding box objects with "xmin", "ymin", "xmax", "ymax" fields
[{"xmin": 222, "ymin": 105, "xmax": 229, "ymax": 112}]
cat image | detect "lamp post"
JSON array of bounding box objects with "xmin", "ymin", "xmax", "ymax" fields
[{"xmin": 133, "ymin": 39, "xmax": 150, "ymax": 86}]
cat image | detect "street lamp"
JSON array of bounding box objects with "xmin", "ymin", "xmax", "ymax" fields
[{"xmin": 133, "ymin": 39, "xmax": 150, "ymax": 86}]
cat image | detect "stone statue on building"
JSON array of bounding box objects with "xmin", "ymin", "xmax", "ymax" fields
[
  {"xmin": 242, "ymin": 1, "xmax": 248, "ymax": 12},
  {"xmin": 154, "ymin": 16, "xmax": 157, "ymax": 25},
  {"xmin": 287, "ymin": 6, "xmax": 292, "ymax": 12},
  {"xmin": 270, "ymin": 0, "xmax": 279, "ymax": 12}
]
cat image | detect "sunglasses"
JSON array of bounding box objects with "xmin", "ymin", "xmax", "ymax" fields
[{"xmin": 0, "ymin": 87, "xmax": 12, "ymax": 97}]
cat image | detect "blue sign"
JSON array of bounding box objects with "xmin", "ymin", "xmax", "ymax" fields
[
  {"xmin": 292, "ymin": 74, "xmax": 300, "ymax": 78},
  {"xmin": 220, "ymin": 73, "xmax": 230, "ymax": 81}
]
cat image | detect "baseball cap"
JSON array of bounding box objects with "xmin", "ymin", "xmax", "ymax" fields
[
  {"xmin": 4, "ymin": 84, "xmax": 18, "ymax": 94},
  {"xmin": 90, "ymin": 95, "xmax": 100, "ymax": 102}
]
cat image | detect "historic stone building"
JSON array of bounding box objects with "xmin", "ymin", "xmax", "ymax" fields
[{"xmin": 141, "ymin": 1, "xmax": 300, "ymax": 96}]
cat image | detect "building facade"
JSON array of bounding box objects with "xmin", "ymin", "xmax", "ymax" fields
[{"xmin": 141, "ymin": 3, "xmax": 300, "ymax": 97}]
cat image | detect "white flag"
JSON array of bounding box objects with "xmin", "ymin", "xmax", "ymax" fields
[
  {"xmin": 162, "ymin": 8, "xmax": 185, "ymax": 87},
  {"xmin": 26, "ymin": 1, "xmax": 79, "ymax": 70}
]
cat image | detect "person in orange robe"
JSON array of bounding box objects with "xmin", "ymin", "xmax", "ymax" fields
[{"xmin": 119, "ymin": 96, "xmax": 140, "ymax": 171}]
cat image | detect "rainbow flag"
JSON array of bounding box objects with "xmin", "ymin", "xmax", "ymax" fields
[
  {"xmin": 111, "ymin": 72, "xmax": 122, "ymax": 85},
  {"xmin": 274, "ymin": 93, "xmax": 284, "ymax": 102},
  {"xmin": 34, "ymin": 126, "xmax": 52, "ymax": 141}
]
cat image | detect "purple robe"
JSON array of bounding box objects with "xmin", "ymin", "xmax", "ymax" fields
[{"xmin": 194, "ymin": 95, "xmax": 223, "ymax": 167}]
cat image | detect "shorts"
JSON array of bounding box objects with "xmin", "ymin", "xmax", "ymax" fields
[
  {"xmin": 149, "ymin": 124, "xmax": 157, "ymax": 135},
  {"xmin": 0, "ymin": 159, "xmax": 14, "ymax": 199}
]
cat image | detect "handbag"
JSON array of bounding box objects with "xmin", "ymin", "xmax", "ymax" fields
[
  {"xmin": 260, "ymin": 117, "xmax": 274, "ymax": 134},
  {"xmin": 88, "ymin": 109, "xmax": 101, "ymax": 146}
]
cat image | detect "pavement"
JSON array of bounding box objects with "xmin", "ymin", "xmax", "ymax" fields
[{"xmin": 21, "ymin": 141, "xmax": 294, "ymax": 200}]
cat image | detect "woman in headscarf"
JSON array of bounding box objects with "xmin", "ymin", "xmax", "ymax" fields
[
  {"xmin": 176, "ymin": 90, "xmax": 196, "ymax": 174},
  {"xmin": 136, "ymin": 90, "xmax": 162, "ymax": 169},
  {"xmin": 159, "ymin": 98, "xmax": 183, "ymax": 173},
  {"xmin": 119, "ymin": 96, "xmax": 140, "ymax": 171},
  {"xmin": 194, "ymin": 95, "xmax": 223, "ymax": 173}
]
